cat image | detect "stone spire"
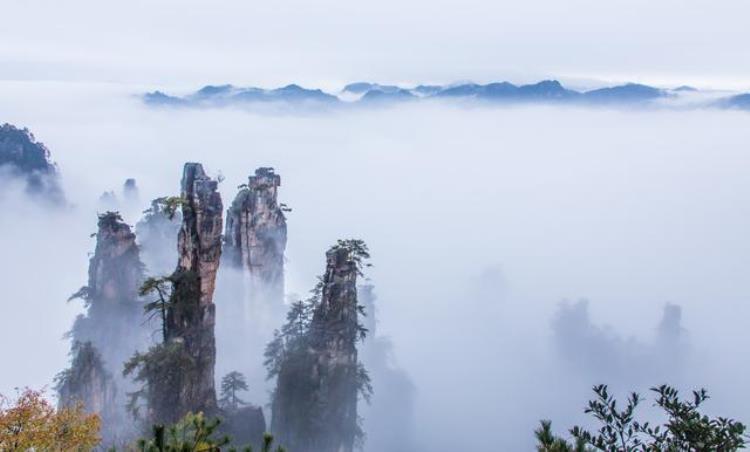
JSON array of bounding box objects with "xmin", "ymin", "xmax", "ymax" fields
[
  {"xmin": 165, "ymin": 162, "xmax": 223, "ymax": 416},
  {"xmin": 59, "ymin": 211, "xmax": 147, "ymax": 444},
  {"xmin": 224, "ymin": 167, "xmax": 287, "ymax": 309},
  {"xmin": 270, "ymin": 241, "xmax": 368, "ymax": 452}
]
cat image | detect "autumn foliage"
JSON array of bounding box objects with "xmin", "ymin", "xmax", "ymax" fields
[{"xmin": 0, "ymin": 388, "xmax": 100, "ymax": 450}]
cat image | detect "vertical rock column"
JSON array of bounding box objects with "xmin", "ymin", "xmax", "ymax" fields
[
  {"xmin": 225, "ymin": 167, "xmax": 287, "ymax": 310},
  {"xmin": 84, "ymin": 212, "xmax": 146, "ymax": 362},
  {"xmin": 58, "ymin": 211, "xmax": 147, "ymax": 443},
  {"xmin": 308, "ymin": 245, "xmax": 362, "ymax": 452},
  {"xmin": 166, "ymin": 162, "xmax": 223, "ymax": 415},
  {"xmin": 271, "ymin": 243, "xmax": 363, "ymax": 452}
]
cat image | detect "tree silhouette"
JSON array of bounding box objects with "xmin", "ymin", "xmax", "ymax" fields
[
  {"xmin": 139, "ymin": 276, "xmax": 173, "ymax": 343},
  {"xmin": 219, "ymin": 371, "xmax": 249, "ymax": 412},
  {"xmin": 537, "ymin": 384, "xmax": 747, "ymax": 451}
]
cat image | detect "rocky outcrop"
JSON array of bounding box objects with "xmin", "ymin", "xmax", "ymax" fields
[
  {"xmin": 225, "ymin": 167, "xmax": 287, "ymax": 308},
  {"xmin": 217, "ymin": 167, "xmax": 287, "ymax": 407},
  {"xmin": 70, "ymin": 212, "xmax": 146, "ymax": 362},
  {"xmin": 56, "ymin": 342, "xmax": 117, "ymax": 436},
  {"xmin": 0, "ymin": 123, "xmax": 64, "ymax": 202},
  {"xmin": 60, "ymin": 211, "xmax": 148, "ymax": 444},
  {"xmin": 222, "ymin": 406, "xmax": 267, "ymax": 448},
  {"xmin": 269, "ymin": 240, "xmax": 370, "ymax": 452},
  {"xmin": 124, "ymin": 165, "xmax": 224, "ymax": 426},
  {"xmin": 123, "ymin": 178, "xmax": 139, "ymax": 203},
  {"xmin": 164, "ymin": 162, "xmax": 223, "ymax": 418}
]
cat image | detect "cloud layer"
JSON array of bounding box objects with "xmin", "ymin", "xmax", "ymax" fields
[{"xmin": 1, "ymin": 81, "xmax": 749, "ymax": 450}]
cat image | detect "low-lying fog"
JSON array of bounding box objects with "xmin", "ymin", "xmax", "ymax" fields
[{"xmin": 1, "ymin": 81, "xmax": 749, "ymax": 450}]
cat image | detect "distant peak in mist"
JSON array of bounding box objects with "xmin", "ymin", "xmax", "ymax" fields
[
  {"xmin": 0, "ymin": 123, "xmax": 66, "ymax": 204},
  {"xmin": 143, "ymin": 79, "xmax": 750, "ymax": 112},
  {"xmin": 721, "ymin": 93, "xmax": 750, "ymax": 110}
]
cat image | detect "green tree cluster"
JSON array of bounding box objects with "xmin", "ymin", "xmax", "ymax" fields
[
  {"xmin": 134, "ymin": 412, "xmax": 284, "ymax": 452},
  {"xmin": 536, "ymin": 384, "xmax": 747, "ymax": 451}
]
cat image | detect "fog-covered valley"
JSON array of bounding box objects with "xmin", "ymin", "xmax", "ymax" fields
[{"xmin": 1, "ymin": 79, "xmax": 749, "ymax": 450}]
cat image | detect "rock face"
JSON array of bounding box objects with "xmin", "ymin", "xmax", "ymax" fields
[
  {"xmin": 71, "ymin": 212, "xmax": 146, "ymax": 362},
  {"xmin": 223, "ymin": 406, "xmax": 267, "ymax": 447},
  {"xmin": 0, "ymin": 123, "xmax": 64, "ymax": 202},
  {"xmin": 270, "ymin": 241, "xmax": 368, "ymax": 452},
  {"xmin": 217, "ymin": 167, "xmax": 287, "ymax": 411},
  {"xmin": 59, "ymin": 211, "xmax": 147, "ymax": 444},
  {"xmin": 56, "ymin": 342, "xmax": 117, "ymax": 430},
  {"xmin": 225, "ymin": 167, "xmax": 287, "ymax": 309},
  {"xmin": 165, "ymin": 162, "xmax": 223, "ymax": 417}
]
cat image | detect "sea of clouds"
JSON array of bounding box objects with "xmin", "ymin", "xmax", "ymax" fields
[{"xmin": 1, "ymin": 80, "xmax": 749, "ymax": 450}]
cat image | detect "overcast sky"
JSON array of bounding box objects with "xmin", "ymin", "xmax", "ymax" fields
[
  {"xmin": 2, "ymin": 0, "xmax": 749, "ymax": 90},
  {"xmin": 2, "ymin": 4, "xmax": 750, "ymax": 448}
]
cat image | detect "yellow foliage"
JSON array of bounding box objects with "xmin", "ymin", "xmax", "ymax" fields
[{"xmin": 0, "ymin": 388, "xmax": 100, "ymax": 451}]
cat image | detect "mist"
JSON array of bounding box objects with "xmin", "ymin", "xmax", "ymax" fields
[{"xmin": 1, "ymin": 80, "xmax": 750, "ymax": 450}]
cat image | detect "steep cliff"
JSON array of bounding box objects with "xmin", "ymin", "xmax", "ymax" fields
[
  {"xmin": 70, "ymin": 212, "xmax": 147, "ymax": 362},
  {"xmin": 0, "ymin": 123, "xmax": 64, "ymax": 202},
  {"xmin": 56, "ymin": 342, "xmax": 117, "ymax": 435},
  {"xmin": 165, "ymin": 163, "xmax": 223, "ymax": 420},
  {"xmin": 267, "ymin": 240, "xmax": 371, "ymax": 452},
  {"xmin": 224, "ymin": 167, "xmax": 287, "ymax": 309},
  {"xmin": 60, "ymin": 211, "xmax": 148, "ymax": 444},
  {"xmin": 124, "ymin": 164, "xmax": 224, "ymax": 426}
]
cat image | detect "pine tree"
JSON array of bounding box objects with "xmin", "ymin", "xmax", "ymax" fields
[
  {"xmin": 266, "ymin": 239, "xmax": 372, "ymax": 452},
  {"xmin": 219, "ymin": 372, "xmax": 249, "ymax": 412},
  {"xmin": 139, "ymin": 276, "xmax": 173, "ymax": 343},
  {"xmin": 536, "ymin": 384, "xmax": 747, "ymax": 451}
]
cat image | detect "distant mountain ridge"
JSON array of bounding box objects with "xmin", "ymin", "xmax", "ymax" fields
[
  {"xmin": 721, "ymin": 93, "xmax": 750, "ymax": 110},
  {"xmin": 144, "ymin": 83, "xmax": 337, "ymax": 107},
  {"xmin": 143, "ymin": 80, "xmax": 750, "ymax": 111}
]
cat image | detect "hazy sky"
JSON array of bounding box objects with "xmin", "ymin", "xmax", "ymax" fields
[
  {"xmin": 2, "ymin": 3, "xmax": 750, "ymax": 449},
  {"xmin": 2, "ymin": 0, "xmax": 750, "ymax": 90},
  {"xmin": 1, "ymin": 80, "xmax": 750, "ymax": 449}
]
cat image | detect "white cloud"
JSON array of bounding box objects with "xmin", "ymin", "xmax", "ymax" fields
[{"xmin": 1, "ymin": 80, "xmax": 749, "ymax": 449}]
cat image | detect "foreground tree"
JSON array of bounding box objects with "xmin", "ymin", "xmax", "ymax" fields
[
  {"xmin": 135, "ymin": 412, "xmax": 229, "ymax": 451},
  {"xmin": 537, "ymin": 384, "xmax": 747, "ymax": 451},
  {"xmin": 135, "ymin": 412, "xmax": 284, "ymax": 452},
  {"xmin": 0, "ymin": 388, "xmax": 100, "ymax": 450}
]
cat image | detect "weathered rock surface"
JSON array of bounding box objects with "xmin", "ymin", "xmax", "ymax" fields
[
  {"xmin": 271, "ymin": 241, "xmax": 367, "ymax": 452},
  {"xmin": 0, "ymin": 123, "xmax": 64, "ymax": 202},
  {"xmin": 56, "ymin": 342, "xmax": 117, "ymax": 436},
  {"xmin": 71, "ymin": 212, "xmax": 146, "ymax": 361},
  {"xmin": 222, "ymin": 405, "xmax": 267, "ymax": 448},
  {"xmin": 225, "ymin": 167, "xmax": 287, "ymax": 308},
  {"xmin": 165, "ymin": 162, "xmax": 223, "ymax": 417},
  {"xmin": 60, "ymin": 211, "xmax": 148, "ymax": 444}
]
